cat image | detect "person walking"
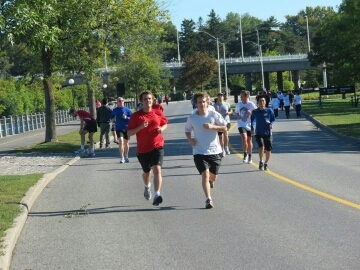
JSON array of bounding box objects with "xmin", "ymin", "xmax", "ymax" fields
[
  {"xmin": 214, "ymin": 92, "xmax": 232, "ymax": 156},
  {"xmin": 96, "ymin": 98, "xmax": 112, "ymax": 148},
  {"xmin": 271, "ymin": 96, "xmax": 280, "ymax": 119},
  {"xmin": 278, "ymin": 91, "xmax": 284, "ymax": 111},
  {"xmin": 185, "ymin": 92, "xmax": 227, "ymax": 209},
  {"xmin": 127, "ymin": 90, "xmax": 168, "ymax": 206},
  {"xmin": 165, "ymin": 94, "xmax": 169, "ymax": 105},
  {"xmin": 283, "ymin": 91, "xmax": 291, "ymax": 119},
  {"xmin": 294, "ymin": 92, "xmax": 302, "ymax": 117},
  {"xmin": 250, "ymin": 94, "xmax": 275, "ymax": 171},
  {"xmin": 111, "ymin": 97, "xmax": 132, "ymax": 163},
  {"xmin": 69, "ymin": 108, "xmax": 98, "ymax": 157},
  {"xmin": 234, "ymin": 90, "xmax": 257, "ymax": 163}
]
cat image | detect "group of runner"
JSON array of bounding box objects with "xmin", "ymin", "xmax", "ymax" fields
[{"xmin": 69, "ymin": 89, "xmax": 275, "ymax": 209}]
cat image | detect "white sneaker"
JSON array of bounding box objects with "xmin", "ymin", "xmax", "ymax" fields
[
  {"xmin": 222, "ymin": 150, "xmax": 226, "ymax": 157},
  {"xmin": 120, "ymin": 157, "xmax": 125, "ymax": 163},
  {"xmin": 74, "ymin": 148, "xmax": 84, "ymax": 154},
  {"xmin": 225, "ymin": 147, "xmax": 230, "ymax": 155}
]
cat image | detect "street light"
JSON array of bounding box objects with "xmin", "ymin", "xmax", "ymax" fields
[
  {"xmin": 103, "ymin": 84, "xmax": 107, "ymax": 98},
  {"xmin": 68, "ymin": 78, "xmax": 75, "ymax": 107},
  {"xmin": 220, "ymin": 42, "xmax": 229, "ymax": 100},
  {"xmin": 176, "ymin": 30, "xmax": 181, "ymax": 63},
  {"xmin": 322, "ymin": 62, "xmax": 327, "ymax": 87},
  {"xmin": 245, "ymin": 39, "xmax": 265, "ymax": 91},
  {"xmin": 198, "ymin": 31, "xmax": 231, "ymax": 93},
  {"xmin": 305, "ymin": 15, "xmax": 310, "ymax": 52}
]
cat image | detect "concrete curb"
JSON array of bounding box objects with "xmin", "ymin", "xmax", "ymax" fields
[
  {"xmin": 303, "ymin": 112, "xmax": 360, "ymax": 147},
  {"xmin": 0, "ymin": 156, "xmax": 80, "ymax": 270}
]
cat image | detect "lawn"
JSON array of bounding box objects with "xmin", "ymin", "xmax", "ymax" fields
[{"xmin": 301, "ymin": 98, "xmax": 360, "ymax": 139}]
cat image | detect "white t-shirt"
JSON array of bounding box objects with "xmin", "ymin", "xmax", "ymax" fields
[
  {"xmin": 234, "ymin": 101, "xmax": 257, "ymax": 130},
  {"xmin": 185, "ymin": 110, "xmax": 226, "ymax": 155},
  {"xmin": 214, "ymin": 102, "xmax": 231, "ymax": 123},
  {"xmin": 191, "ymin": 104, "xmax": 215, "ymax": 115}
]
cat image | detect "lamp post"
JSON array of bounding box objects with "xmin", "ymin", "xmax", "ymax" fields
[
  {"xmin": 245, "ymin": 40, "xmax": 265, "ymax": 91},
  {"xmin": 305, "ymin": 15, "xmax": 310, "ymax": 52},
  {"xmin": 220, "ymin": 42, "xmax": 229, "ymax": 100},
  {"xmin": 322, "ymin": 62, "xmax": 327, "ymax": 87},
  {"xmin": 239, "ymin": 15, "xmax": 244, "ymax": 61},
  {"xmin": 177, "ymin": 30, "xmax": 181, "ymax": 63},
  {"xmin": 68, "ymin": 78, "xmax": 75, "ymax": 107},
  {"xmin": 199, "ymin": 31, "xmax": 230, "ymax": 93},
  {"xmin": 103, "ymin": 83, "xmax": 107, "ymax": 98}
]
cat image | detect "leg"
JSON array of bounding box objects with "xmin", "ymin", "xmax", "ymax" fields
[
  {"xmin": 118, "ymin": 137, "xmax": 124, "ymax": 158},
  {"xmin": 88, "ymin": 132, "xmax": 94, "ymax": 149},
  {"xmin": 218, "ymin": 133, "xmax": 224, "ymax": 151},
  {"xmin": 142, "ymin": 171, "xmax": 151, "ymax": 186},
  {"xmin": 201, "ymin": 169, "xmax": 211, "ymax": 198},
  {"xmin": 265, "ymin": 150, "xmax": 271, "ymax": 164},
  {"xmin": 105, "ymin": 123, "xmax": 110, "ymax": 146},
  {"xmin": 152, "ymin": 165, "xmax": 162, "ymax": 193},
  {"xmin": 124, "ymin": 139, "xmax": 129, "ymax": 157},
  {"xmin": 241, "ymin": 133, "xmax": 248, "ymax": 154}
]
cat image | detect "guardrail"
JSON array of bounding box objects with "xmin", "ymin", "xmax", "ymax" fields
[
  {"xmin": 0, "ymin": 109, "xmax": 87, "ymax": 138},
  {"xmin": 162, "ymin": 53, "xmax": 308, "ymax": 68}
]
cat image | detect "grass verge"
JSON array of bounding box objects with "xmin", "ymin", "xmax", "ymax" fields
[
  {"xmin": 302, "ymin": 98, "xmax": 360, "ymax": 139},
  {"xmin": 0, "ymin": 174, "xmax": 42, "ymax": 252}
]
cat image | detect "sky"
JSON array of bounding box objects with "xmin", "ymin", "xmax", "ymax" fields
[{"xmin": 164, "ymin": 0, "xmax": 343, "ymax": 30}]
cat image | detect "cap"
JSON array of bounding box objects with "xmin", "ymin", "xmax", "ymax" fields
[{"xmin": 68, "ymin": 108, "xmax": 76, "ymax": 115}]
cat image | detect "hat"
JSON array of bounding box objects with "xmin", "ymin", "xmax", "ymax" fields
[
  {"xmin": 68, "ymin": 108, "xmax": 76, "ymax": 115},
  {"xmin": 217, "ymin": 92, "xmax": 224, "ymax": 96}
]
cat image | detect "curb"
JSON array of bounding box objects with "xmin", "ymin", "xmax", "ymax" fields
[
  {"xmin": 0, "ymin": 156, "xmax": 80, "ymax": 270},
  {"xmin": 303, "ymin": 112, "xmax": 360, "ymax": 148}
]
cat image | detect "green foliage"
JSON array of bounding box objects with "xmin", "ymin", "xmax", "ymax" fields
[{"xmin": 180, "ymin": 51, "xmax": 218, "ymax": 90}]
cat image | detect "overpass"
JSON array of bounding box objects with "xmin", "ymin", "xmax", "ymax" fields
[{"xmin": 164, "ymin": 54, "xmax": 316, "ymax": 91}]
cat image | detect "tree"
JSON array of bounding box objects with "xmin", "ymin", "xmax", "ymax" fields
[
  {"xmin": 180, "ymin": 51, "xmax": 218, "ymax": 90},
  {"xmin": 0, "ymin": 0, "xmax": 167, "ymax": 142}
]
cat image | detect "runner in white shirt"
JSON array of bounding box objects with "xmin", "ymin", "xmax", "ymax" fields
[
  {"xmin": 185, "ymin": 92, "xmax": 227, "ymax": 209},
  {"xmin": 234, "ymin": 90, "xmax": 257, "ymax": 163}
]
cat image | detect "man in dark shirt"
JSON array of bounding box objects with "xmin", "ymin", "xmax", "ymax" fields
[{"xmin": 97, "ymin": 98, "xmax": 112, "ymax": 148}]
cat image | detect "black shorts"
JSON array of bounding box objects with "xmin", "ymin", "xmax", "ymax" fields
[
  {"xmin": 238, "ymin": 127, "xmax": 252, "ymax": 137},
  {"xmin": 84, "ymin": 119, "xmax": 97, "ymax": 133},
  {"xmin": 137, "ymin": 147, "xmax": 164, "ymax": 173},
  {"xmin": 255, "ymin": 135, "xmax": 273, "ymax": 151},
  {"xmin": 218, "ymin": 123, "xmax": 231, "ymax": 135},
  {"xmin": 193, "ymin": 154, "xmax": 222, "ymax": 175},
  {"xmin": 116, "ymin": 130, "xmax": 129, "ymax": 140}
]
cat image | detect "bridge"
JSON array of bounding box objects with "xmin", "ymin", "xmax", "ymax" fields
[{"xmin": 164, "ymin": 53, "xmax": 316, "ymax": 91}]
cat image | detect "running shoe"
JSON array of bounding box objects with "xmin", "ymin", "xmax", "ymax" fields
[
  {"xmin": 152, "ymin": 195, "xmax": 163, "ymax": 206},
  {"xmin": 144, "ymin": 187, "xmax": 152, "ymax": 200},
  {"xmin": 88, "ymin": 152, "xmax": 95, "ymax": 157},
  {"xmin": 243, "ymin": 153, "xmax": 248, "ymax": 163},
  {"xmin": 259, "ymin": 161, "xmax": 264, "ymax": 171},
  {"xmin": 264, "ymin": 163, "xmax": 269, "ymax": 171},
  {"xmin": 125, "ymin": 157, "xmax": 129, "ymax": 163},
  {"xmin": 225, "ymin": 147, "xmax": 230, "ymax": 155},
  {"xmin": 74, "ymin": 148, "xmax": 84, "ymax": 154},
  {"xmin": 205, "ymin": 199, "xmax": 214, "ymax": 209},
  {"xmin": 222, "ymin": 150, "xmax": 226, "ymax": 157},
  {"xmin": 247, "ymin": 155, "xmax": 252, "ymax": 164},
  {"xmin": 120, "ymin": 157, "xmax": 125, "ymax": 163}
]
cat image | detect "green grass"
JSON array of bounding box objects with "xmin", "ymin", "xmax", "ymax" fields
[
  {"xmin": 0, "ymin": 174, "xmax": 42, "ymax": 249},
  {"xmin": 302, "ymin": 98, "xmax": 360, "ymax": 139},
  {"xmin": 14, "ymin": 131, "xmax": 81, "ymax": 154}
]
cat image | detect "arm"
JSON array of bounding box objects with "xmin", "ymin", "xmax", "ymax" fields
[
  {"xmin": 157, "ymin": 124, "xmax": 167, "ymax": 134},
  {"xmin": 185, "ymin": 131, "xmax": 196, "ymax": 146},
  {"xmin": 127, "ymin": 122, "xmax": 146, "ymax": 137}
]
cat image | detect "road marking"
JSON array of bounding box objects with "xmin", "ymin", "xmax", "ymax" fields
[{"xmin": 228, "ymin": 123, "xmax": 360, "ymax": 210}]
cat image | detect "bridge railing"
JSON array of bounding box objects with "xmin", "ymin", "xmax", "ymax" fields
[{"xmin": 162, "ymin": 53, "xmax": 308, "ymax": 68}]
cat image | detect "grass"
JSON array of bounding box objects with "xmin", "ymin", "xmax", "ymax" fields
[
  {"xmin": 14, "ymin": 130, "xmax": 81, "ymax": 154},
  {"xmin": 302, "ymin": 98, "xmax": 360, "ymax": 139},
  {"xmin": 0, "ymin": 174, "xmax": 42, "ymax": 250}
]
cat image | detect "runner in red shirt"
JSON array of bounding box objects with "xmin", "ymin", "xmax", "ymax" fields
[
  {"xmin": 69, "ymin": 109, "xmax": 97, "ymax": 157},
  {"xmin": 152, "ymin": 98, "xmax": 164, "ymax": 112},
  {"xmin": 127, "ymin": 90, "xmax": 168, "ymax": 206}
]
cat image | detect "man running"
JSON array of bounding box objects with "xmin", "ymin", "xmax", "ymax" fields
[
  {"xmin": 127, "ymin": 90, "xmax": 168, "ymax": 206},
  {"xmin": 214, "ymin": 92, "xmax": 232, "ymax": 156}
]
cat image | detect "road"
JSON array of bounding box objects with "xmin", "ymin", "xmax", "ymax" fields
[{"xmin": 9, "ymin": 100, "xmax": 360, "ymax": 270}]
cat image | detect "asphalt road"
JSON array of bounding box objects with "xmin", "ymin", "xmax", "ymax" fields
[{"xmin": 9, "ymin": 100, "xmax": 360, "ymax": 270}]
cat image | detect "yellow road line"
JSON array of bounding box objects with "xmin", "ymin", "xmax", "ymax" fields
[{"xmin": 228, "ymin": 123, "xmax": 360, "ymax": 210}]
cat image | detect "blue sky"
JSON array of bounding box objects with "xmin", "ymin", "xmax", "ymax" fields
[{"xmin": 164, "ymin": 0, "xmax": 343, "ymax": 29}]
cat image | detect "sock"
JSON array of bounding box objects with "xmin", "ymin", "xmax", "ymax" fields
[
  {"xmin": 80, "ymin": 145, "xmax": 84, "ymax": 150},
  {"xmin": 89, "ymin": 147, "xmax": 94, "ymax": 153},
  {"xmin": 207, "ymin": 196, "xmax": 212, "ymax": 201},
  {"xmin": 145, "ymin": 183, "xmax": 151, "ymax": 189},
  {"xmin": 248, "ymin": 154, "xmax": 251, "ymax": 159},
  {"xmin": 154, "ymin": 191, "xmax": 160, "ymax": 197}
]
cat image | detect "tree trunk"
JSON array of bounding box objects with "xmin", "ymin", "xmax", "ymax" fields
[
  {"xmin": 41, "ymin": 47, "xmax": 57, "ymax": 142},
  {"xmin": 87, "ymin": 82, "xmax": 96, "ymax": 119}
]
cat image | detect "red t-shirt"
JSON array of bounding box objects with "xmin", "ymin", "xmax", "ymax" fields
[
  {"xmin": 127, "ymin": 109, "xmax": 168, "ymax": 153},
  {"xmin": 77, "ymin": 110, "xmax": 94, "ymax": 123},
  {"xmin": 152, "ymin": 104, "xmax": 164, "ymax": 112}
]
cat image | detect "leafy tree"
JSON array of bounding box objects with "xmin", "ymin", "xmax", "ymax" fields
[
  {"xmin": 0, "ymin": 0, "xmax": 167, "ymax": 142},
  {"xmin": 180, "ymin": 51, "xmax": 218, "ymax": 90},
  {"xmin": 180, "ymin": 19, "xmax": 199, "ymax": 59}
]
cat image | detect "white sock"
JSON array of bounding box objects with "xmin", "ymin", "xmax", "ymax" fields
[
  {"xmin": 207, "ymin": 196, "xmax": 212, "ymax": 201},
  {"xmin": 145, "ymin": 183, "xmax": 151, "ymax": 189},
  {"xmin": 154, "ymin": 191, "xmax": 160, "ymax": 197}
]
